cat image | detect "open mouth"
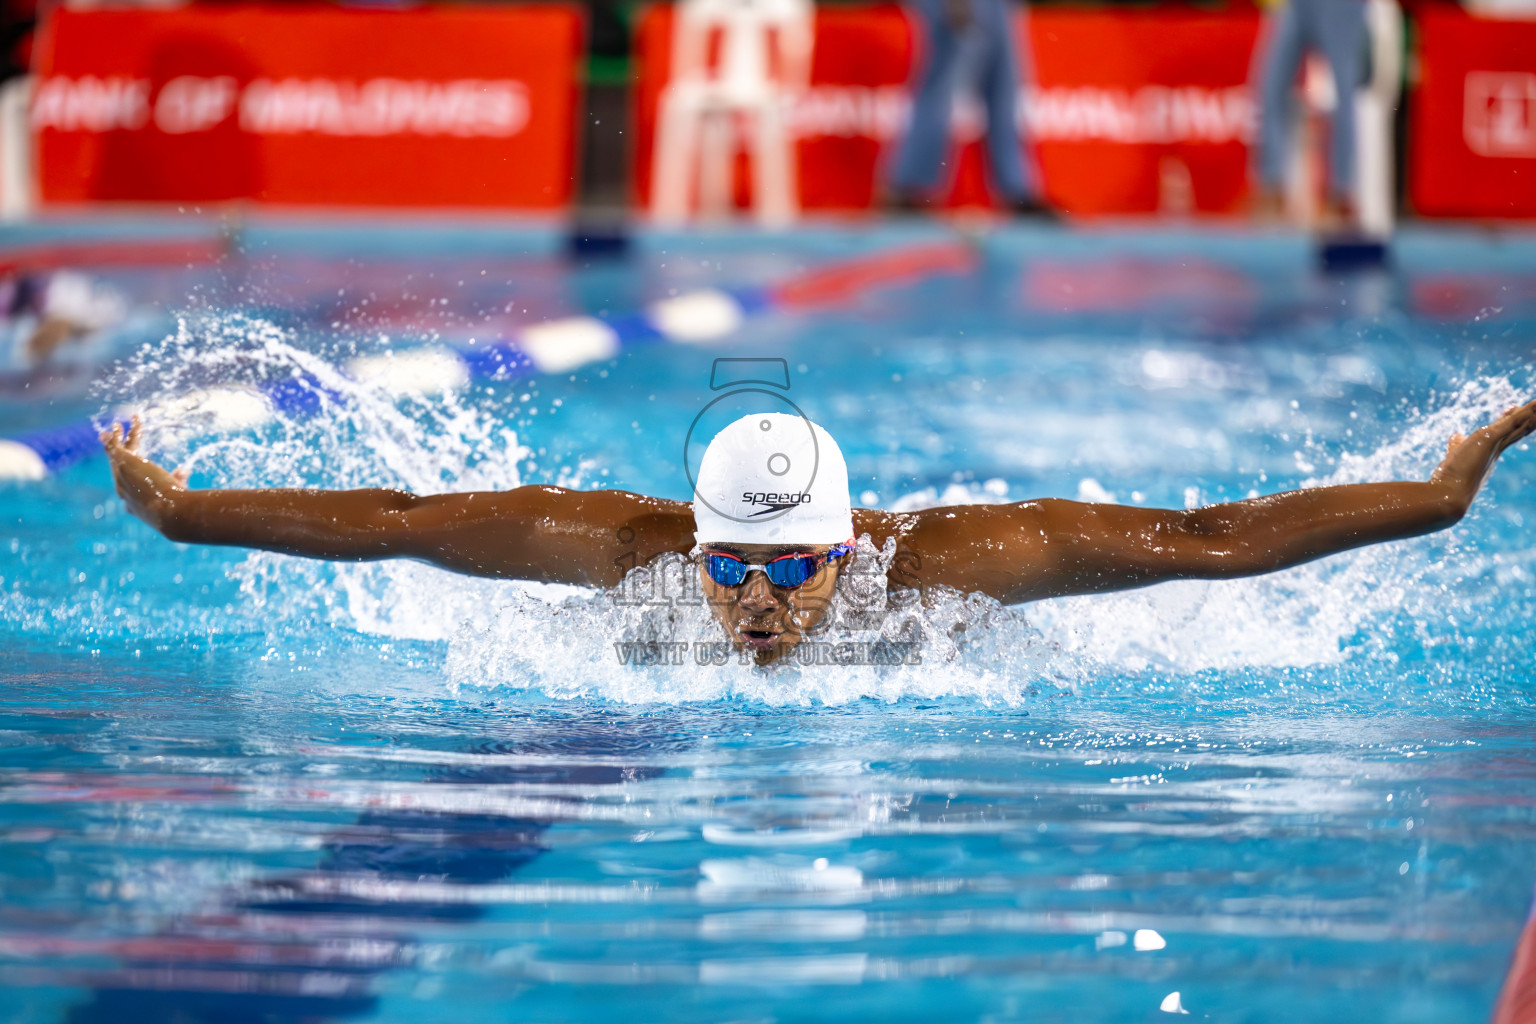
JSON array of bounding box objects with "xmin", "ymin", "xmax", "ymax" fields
[{"xmin": 739, "ymin": 628, "xmax": 781, "ymax": 651}]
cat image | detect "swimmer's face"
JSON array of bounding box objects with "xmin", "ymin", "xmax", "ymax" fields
[{"xmin": 697, "ymin": 542, "xmax": 847, "ymax": 666}]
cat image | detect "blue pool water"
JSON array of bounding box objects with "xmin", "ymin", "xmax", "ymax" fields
[{"xmin": 2, "ymin": 218, "xmax": 1535, "ymax": 1022}]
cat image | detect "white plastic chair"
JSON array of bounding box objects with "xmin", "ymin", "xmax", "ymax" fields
[
  {"xmin": 0, "ymin": 75, "xmax": 34, "ymax": 220},
  {"xmin": 651, "ymin": 0, "xmax": 813, "ymax": 226}
]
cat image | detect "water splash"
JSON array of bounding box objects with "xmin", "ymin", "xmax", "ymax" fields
[
  {"xmin": 89, "ymin": 314, "xmax": 534, "ymax": 646},
  {"xmin": 86, "ymin": 322, "xmax": 1532, "ymax": 704},
  {"xmin": 1026, "ymin": 377, "xmax": 1527, "ymax": 677},
  {"xmin": 97, "ymin": 313, "xmax": 526, "ymax": 493},
  {"xmin": 445, "ymin": 536, "xmax": 1069, "ymax": 706}
]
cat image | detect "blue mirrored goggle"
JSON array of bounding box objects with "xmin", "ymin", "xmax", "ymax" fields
[{"xmin": 701, "ymin": 544, "xmax": 853, "ymax": 590}]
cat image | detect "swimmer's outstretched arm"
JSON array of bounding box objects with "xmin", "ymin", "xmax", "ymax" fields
[
  {"xmin": 889, "ymin": 400, "xmax": 1536, "ymax": 603},
  {"xmin": 100, "ymin": 419, "xmax": 695, "ymax": 587}
]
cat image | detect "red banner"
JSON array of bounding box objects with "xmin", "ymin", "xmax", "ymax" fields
[
  {"xmin": 632, "ymin": 4, "xmax": 1260, "ymax": 216},
  {"xmin": 32, "ymin": 5, "xmax": 584, "ymax": 208},
  {"xmin": 1028, "ymin": 9, "xmax": 1259, "ymax": 216},
  {"xmin": 1409, "ymin": 5, "xmax": 1536, "ymax": 219}
]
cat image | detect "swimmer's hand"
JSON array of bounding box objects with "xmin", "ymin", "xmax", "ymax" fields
[
  {"xmin": 1430, "ymin": 398, "xmax": 1536, "ymax": 510},
  {"xmin": 100, "ymin": 416, "xmax": 190, "ymax": 533}
]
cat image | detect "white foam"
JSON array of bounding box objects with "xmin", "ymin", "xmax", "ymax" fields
[
  {"xmin": 1160, "ymin": 990, "xmax": 1189, "ymax": 1014},
  {"xmin": 139, "ymin": 387, "xmax": 273, "ymax": 436},
  {"xmin": 698, "ymin": 857, "xmax": 864, "ymax": 898},
  {"xmin": 442, "ymin": 536, "xmax": 1067, "ymax": 705},
  {"xmin": 346, "ymin": 346, "xmax": 470, "ymax": 396},
  {"xmin": 91, "ymin": 323, "xmax": 1527, "ymax": 706},
  {"xmin": 1023, "ymin": 377, "xmax": 1525, "ymax": 676}
]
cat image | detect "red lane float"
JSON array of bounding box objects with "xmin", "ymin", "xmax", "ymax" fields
[
  {"xmin": 1408, "ymin": 4, "xmax": 1536, "ymax": 219},
  {"xmin": 31, "ymin": 4, "xmax": 585, "ymax": 208},
  {"xmin": 632, "ymin": 3, "xmax": 1261, "ymax": 217},
  {"xmin": 769, "ymin": 240, "xmax": 976, "ymax": 307}
]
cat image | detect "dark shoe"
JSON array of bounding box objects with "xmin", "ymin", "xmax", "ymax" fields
[
  {"xmin": 1009, "ymin": 197, "xmax": 1059, "ymax": 221},
  {"xmin": 884, "ymin": 190, "xmax": 930, "ymax": 213}
]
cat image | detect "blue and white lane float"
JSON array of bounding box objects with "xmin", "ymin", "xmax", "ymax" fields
[{"xmin": 0, "ymin": 242, "xmax": 975, "ymax": 482}]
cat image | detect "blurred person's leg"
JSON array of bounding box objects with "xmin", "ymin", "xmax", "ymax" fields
[
  {"xmin": 1314, "ymin": 0, "xmax": 1368, "ymax": 221},
  {"xmin": 1255, "ymin": 0, "xmax": 1305, "ymax": 216},
  {"xmin": 889, "ymin": 0, "xmax": 962, "ymax": 204},
  {"xmin": 975, "ymin": 0, "xmax": 1048, "ymax": 213}
]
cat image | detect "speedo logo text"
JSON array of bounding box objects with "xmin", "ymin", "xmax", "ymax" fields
[{"xmin": 743, "ymin": 491, "xmax": 812, "ymax": 516}]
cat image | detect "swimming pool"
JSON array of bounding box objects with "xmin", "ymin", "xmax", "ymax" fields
[{"xmin": 2, "ymin": 218, "xmax": 1534, "ymax": 1022}]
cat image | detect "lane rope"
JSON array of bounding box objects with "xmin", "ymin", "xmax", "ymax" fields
[{"xmin": 0, "ymin": 241, "xmax": 975, "ymax": 480}]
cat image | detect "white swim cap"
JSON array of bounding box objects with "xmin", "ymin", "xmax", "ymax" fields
[{"xmin": 692, "ymin": 413, "xmax": 853, "ymax": 545}]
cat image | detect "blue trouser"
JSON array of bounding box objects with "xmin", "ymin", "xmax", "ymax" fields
[
  {"xmin": 1256, "ymin": 0, "xmax": 1368, "ymax": 201},
  {"xmin": 889, "ymin": 0, "xmax": 1035, "ymax": 202}
]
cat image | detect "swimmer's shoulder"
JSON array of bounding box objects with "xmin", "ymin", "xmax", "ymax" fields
[
  {"xmin": 412, "ymin": 485, "xmax": 695, "ymax": 588},
  {"xmin": 854, "ymin": 501, "xmax": 1052, "ymax": 550},
  {"xmin": 856, "ymin": 502, "xmax": 1055, "ymax": 597}
]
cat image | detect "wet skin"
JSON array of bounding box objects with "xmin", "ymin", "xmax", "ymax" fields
[
  {"xmin": 697, "ymin": 543, "xmax": 847, "ymax": 666},
  {"xmin": 102, "ymin": 399, "xmax": 1536, "ymax": 655}
]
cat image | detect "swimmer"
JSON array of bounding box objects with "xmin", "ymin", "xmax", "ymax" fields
[
  {"xmin": 101, "ymin": 401, "xmax": 1536, "ymax": 665},
  {"xmin": 2, "ymin": 271, "xmax": 125, "ymax": 373}
]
